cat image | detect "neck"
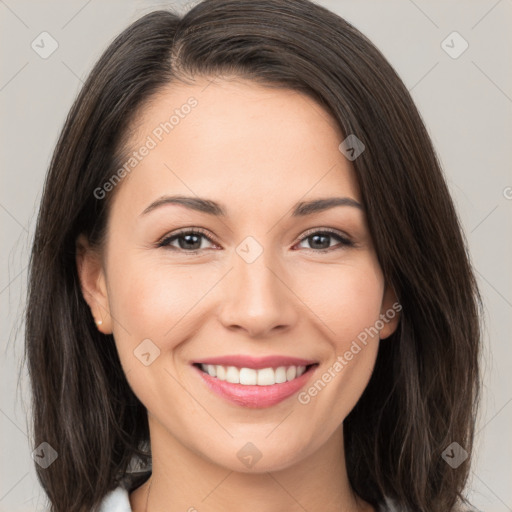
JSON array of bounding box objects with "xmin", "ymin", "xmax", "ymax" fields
[{"xmin": 130, "ymin": 416, "xmax": 373, "ymax": 512}]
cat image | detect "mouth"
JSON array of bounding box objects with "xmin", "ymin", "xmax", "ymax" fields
[
  {"xmin": 193, "ymin": 362, "xmax": 318, "ymax": 385},
  {"xmin": 192, "ymin": 359, "xmax": 319, "ymax": 408}
]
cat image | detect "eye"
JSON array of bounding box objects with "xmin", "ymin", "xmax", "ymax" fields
[
  {"xmin": 157, "ymin": 228, "xmax": 218, "ymax": 253},
  {"xmin": 157, "ymin": 227, "xmax": 354, "ymax": 254},
  {"xmin": 294, "ymin": 228, "xmax": 354, "ymax": 252}
]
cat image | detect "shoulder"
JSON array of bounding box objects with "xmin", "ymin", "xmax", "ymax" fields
[{"xmin": 97, "ymin": 486, "xmax": 132, "ymax": 512}]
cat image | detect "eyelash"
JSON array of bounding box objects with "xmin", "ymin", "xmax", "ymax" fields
[{"xmin": 156, "ymin": 227, "xmax": 355, "ymax": 254}]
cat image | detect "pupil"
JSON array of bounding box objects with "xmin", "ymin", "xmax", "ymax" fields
[
  {"xmin": 181, "ymin": 234, "xmax": 201, "ymax": 250},
  {"xmin": 311, "ymin": 234, "xmax": 329, "ymax": 249}
]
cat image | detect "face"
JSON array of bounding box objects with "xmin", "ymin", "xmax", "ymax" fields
[{"xmin": 77, "ymin": 77, "xmax": 399, "ymax": 473}]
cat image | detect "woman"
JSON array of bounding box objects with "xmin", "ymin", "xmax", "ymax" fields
[{"xmin": 25, "ymin": 0, "xmax": 482, "ymax": 511}]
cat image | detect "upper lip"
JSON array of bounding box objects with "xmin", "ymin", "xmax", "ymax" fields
[{"xmin": 193, "ymin": 355, "xmax": 318, "ymax": 370}]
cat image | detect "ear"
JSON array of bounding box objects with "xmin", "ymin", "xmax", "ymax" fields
[
  {"xmin": 378, "ymin": 283, "xmax": 401, "ymax": 340},
  {"xmin": 75, "ymin": 233, "xmax": 112, "ymax": 334}
]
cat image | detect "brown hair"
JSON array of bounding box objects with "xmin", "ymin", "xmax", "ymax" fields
[{"xmin": 25, "ymin": 1, "xmax": 482, "ymax": 510}]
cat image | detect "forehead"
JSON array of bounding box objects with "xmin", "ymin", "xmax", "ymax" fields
[{"xmin": 113, "ymin": 77, "xmax": 361, "ymax": 217}]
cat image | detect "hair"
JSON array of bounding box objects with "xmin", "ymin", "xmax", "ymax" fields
[{"xmin": 24, "ymin": 0, "xmax": 482, "ymax": 511}]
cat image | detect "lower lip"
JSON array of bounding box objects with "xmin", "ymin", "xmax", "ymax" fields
[{"xmin": 193, "ymin": 364, "xmax": 318, "ymax": 408}]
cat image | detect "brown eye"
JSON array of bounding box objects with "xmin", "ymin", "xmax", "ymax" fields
[
  {"xmin": 158, "ymin": 229, "xmax": 217, "ymax": 252},
  {"xmin": 296, "ymin": 230, "xmax": 354, "ymax": 252}
]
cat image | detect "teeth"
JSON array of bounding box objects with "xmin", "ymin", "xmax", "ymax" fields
[
  {"xmin": 286, "ymin": 366, "xmax": 296, "ymax": 380},
  {"xmin": 239, "ymin": 368, "xmax": 257, "ymax": 385},
  {"xmin": 225, "ymin": 366, "xmax": 239, "ymax": 384},
  {"xmin": 275, "ymin": 366, "xmax": 287, "ymax": 384},
  {"xmin": 216, "ymin": 365, "xmax": 226, "ymax": 380},
  {"xmin": 200, "ymin": 364, "xmax": 309, "ymax": 386},
  {"xmin": 257, "ymin": 368, "xmax": 275, "ymax": 386}
]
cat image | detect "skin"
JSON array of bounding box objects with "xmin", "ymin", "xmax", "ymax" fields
[{"xmin": 77, "ymin": 76, "xmax": 400, "ymax": 512}]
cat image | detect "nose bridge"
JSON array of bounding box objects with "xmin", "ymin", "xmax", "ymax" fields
[{"xmin": 217, "ymin": 236, "xmax": 297, "ymax": 337}]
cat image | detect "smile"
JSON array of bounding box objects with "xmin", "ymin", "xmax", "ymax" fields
[
  {"xmin": 197, "ymin": 363, "xmax": 312, "ymax": 386},
  {"xmin": 192, "ymin": 355, "xmax": 319, "ymax": 408}
]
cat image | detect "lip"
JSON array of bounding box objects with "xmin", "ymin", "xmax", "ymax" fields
[
  {"xmin": 193, "ymin": 354, "xmax": 317, "ymax": 369},
  {"xmin": 192, "ymin": 361, "xmax": 319, "ymax": 408}
]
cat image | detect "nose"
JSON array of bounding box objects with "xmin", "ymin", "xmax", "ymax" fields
[{"xmin": 217, "ymin": 246, "xmax": 299, "ymax": 338}]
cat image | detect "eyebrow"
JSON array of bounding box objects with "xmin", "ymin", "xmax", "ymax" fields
[{"xmin": 140, "ymin": 195, "xmax": 363, "ymax": 217}]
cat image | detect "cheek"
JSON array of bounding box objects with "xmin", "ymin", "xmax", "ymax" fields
[
  {"xmin": 107, "ymin": 251, "xmax": 218, "ymax": 351},
  {"xmin": 108, "ymin": 247, "xmax": 384, "ymax": 353},
  {"xmin": 294, "ymin": 255, "xmax": 384, "ymax": 348},
  {"xmin": 293, "ymin": 260, "xmax": 384, "ymax": 428},
  {"xmin": 105, "ymin": 253, "xmax": 214, "ymax": 404}
]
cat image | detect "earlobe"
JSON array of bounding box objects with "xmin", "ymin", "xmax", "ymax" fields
[
  {"xmin": 379, "ymin": 284, "xmax": 401, "ymax": 340},
  {"xmin": 75, "ymin": 234, "xmax": 112, "ymax": 333}
]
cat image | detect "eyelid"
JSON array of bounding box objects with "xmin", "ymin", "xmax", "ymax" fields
[
  {"xmin": 156, "ymin": 226, "xmax": 220, "ymax": 249},
  {"xmin": 295, "ymin": 226, "xmax": 353, "ymax": 244},
  {"xmin": 293, "ymin": 227, "xmax": 355, "ymax": 252}
]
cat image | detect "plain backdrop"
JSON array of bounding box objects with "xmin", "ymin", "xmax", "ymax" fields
[{"xmin": 1, "ymin": 0, "xmax": 511, "ymax": 510}]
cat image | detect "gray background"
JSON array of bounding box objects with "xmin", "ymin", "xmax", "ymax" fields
[{"xmin": 1, "ymin": 0, "xmax": 511, "ymax": 510}]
